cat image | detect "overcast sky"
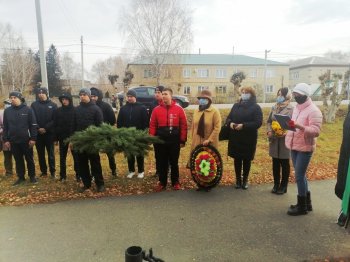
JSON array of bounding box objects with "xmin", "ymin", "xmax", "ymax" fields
[{"xmin": 1, "ymin": 0, "xmax": 350, "ymax": 71}]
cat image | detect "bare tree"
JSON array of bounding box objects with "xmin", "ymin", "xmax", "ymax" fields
[
  {"xmin": 90, "ymin": 56, "xmax": 128, "ymax": 91},
  {"xmin": 61, "ymin": 52, "xmax": 81, "ymax": 79},
  {"xmin": 0, "ymin": 23, "xmax": 37, "ymax": 94},
  {"xmin": 119, "ymin": 0, "xmax": 193, "ymax": 85},
  {"xmin": 319, "ymin": 70, "xmax": 350, "ymax": 123}
]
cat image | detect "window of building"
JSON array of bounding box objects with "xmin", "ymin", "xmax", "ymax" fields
[
  {"xmin": 250, "ymin": 69, "xmax": 258, "ymax": 78},
  {"xmin": 164, "ymin": 69, "xmax": 171, "ymax": 78},
  {"xmin": 143, "ymin": 69, "xmax": 153, "ymax": 78},
  {"xmin": 197, "ymin": 69, "xmax": 209, "ymax": 78},
  {"xmin": 183, "ymin": 86, "xmax": 191, "ymax": 95},
  {"xmin": 266, "ymin": 69, "xmax": 275, "ymax": 78},
  {"xmin": 215, "ymin": 85, "xmax": 227, "ymax": 94},
  {"xmin": 197, "ymin": 86, "xmax": 209, "ymax": 92},
  {"xmin": 183, "ymin": 68, "xmax": 191, "ymax": 78},
  {"xmin": 216, "ymin": 69, "xmax": 227, "ymax": 78},
  {"xmin": 265, "ymin": 85, "xmax": 274, "ymax": 93},
  {"xmin": 292, "ymin": 72, "xmax": 299, "ymax": 79}
]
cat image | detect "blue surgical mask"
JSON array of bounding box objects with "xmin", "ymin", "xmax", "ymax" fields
[
  {"xmin": 198, "ymin": 98, "xmax": 209, "ymax": 106},
  {"xmin": 276, "ymin": 96, "xmax": 285, "ymax": 104},
  {"xmin": 241, "ymin": 93, "xmax": 251, "ymax": 101}
]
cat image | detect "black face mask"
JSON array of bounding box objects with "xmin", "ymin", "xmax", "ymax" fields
[{"xmin": 294, "ymin": 95, "xmax": 308, "ymax": 104}]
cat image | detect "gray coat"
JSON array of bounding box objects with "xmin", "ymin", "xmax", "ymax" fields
[{"xmin": 267, "ymin": 103, "xmax": 293, "ymax": 159}]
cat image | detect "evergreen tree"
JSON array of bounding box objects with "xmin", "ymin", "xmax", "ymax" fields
[
  {"xmin": 46, "ymin": 44, "xmax": 63, "ymax": 96},
  {"xmin": 32, "ymin": 44, "xmax": 63, "ymax": 96}
]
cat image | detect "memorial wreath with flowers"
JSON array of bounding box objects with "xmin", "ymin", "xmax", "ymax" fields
[{"xmin": 190, "ymin": 144, "xmax": 223, "ymax": 189}]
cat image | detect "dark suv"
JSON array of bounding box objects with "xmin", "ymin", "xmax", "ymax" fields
[{"xmin": 117, "ymin": 86, "xmax": 190, "ymax": 109}]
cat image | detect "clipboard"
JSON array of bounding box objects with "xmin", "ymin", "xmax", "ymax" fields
[{"xmin": 274, "ymin": 114, "xmax": 296, "ymax": 131}]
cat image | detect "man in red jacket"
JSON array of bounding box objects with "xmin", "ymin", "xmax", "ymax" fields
[{"xmin": 149, "ymin": 87, "xmax": 187, "ymax": 191}]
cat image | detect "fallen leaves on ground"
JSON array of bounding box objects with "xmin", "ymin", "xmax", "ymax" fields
[{"xmin": 0, "ymin": 161, "xmax": 337, "ymax": 207}]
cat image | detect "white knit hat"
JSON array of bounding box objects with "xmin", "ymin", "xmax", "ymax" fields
[{"xmin": 293, "ymin": 83, "xmax": 310, "ymax": 96}]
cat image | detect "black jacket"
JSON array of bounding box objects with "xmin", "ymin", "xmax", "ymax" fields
[
  {"xmin": 336, "ymin": 109, "xmax": 350, "ymax": 199},
  {"xmin": 226, "ymin": 97, "xmax": 263, "ymax": 160},
  {"xmin": 53, "ymin": 94, "xmax": 75, "ymax": 140},
  {"xmin": 74, "ymin": 101, "xmax": 103, "ymax": 132},
  {"xmin": 95, "ymin": 89, "xmax": 116, "ymax": 125},
  {"xmin": 31, "ymin": 98, "xmax": 57, "ymax": 134},
  {"xmin": 3, "ymin": 103, "xmax": 38, "ymax": 143},
  {"xmin": 117, "ymin": 102, "xmax": 149, "ymax": 130}
]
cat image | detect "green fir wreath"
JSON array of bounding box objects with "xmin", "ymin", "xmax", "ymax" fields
[{"xmin": 66, "ymin": 123, "xmax": 163, "ymax": 157}]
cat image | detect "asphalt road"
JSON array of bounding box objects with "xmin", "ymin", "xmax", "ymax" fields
[{"xmin": 0, "ymin": 180, "xmax": 349, "ymax": 262}]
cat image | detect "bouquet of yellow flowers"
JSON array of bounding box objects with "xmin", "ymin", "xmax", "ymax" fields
[{"xmin": 271, "ymin": 120, "xmax": 287, "ymax": 137}]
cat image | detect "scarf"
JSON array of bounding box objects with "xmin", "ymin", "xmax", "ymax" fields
[
  {"xmin": 197, "ymin": 112, "xmax": 205, "ymax": 138},
  {"xmin": 274, "ymin": 99, "xmax": 290, "ymax": 114}
]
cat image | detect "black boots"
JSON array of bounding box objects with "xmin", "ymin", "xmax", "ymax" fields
[
  {"xmin": 235, "ymin": 176, "xmax": 242, "ymax": 189},
  {"xmin": 242, "ymin": 175, "xmax": 248, "ymax": 190},
  {"xmin": 337, "ymin": 211, "xmax": 349, "ymax": 228},
  {"xmin": 287, "ymin": 195, "xmax": 308, "ymax": 216},
  {"xmin": 276, "ymin": 186, "xmax": 287, "ymax": 195},
  {"xmin": 290, "ymin": 191, "xmax": 312, "ymax": 211},
  {"xmin": 271, "ymin": 184, "xmax": 279, "ymax": 194}
]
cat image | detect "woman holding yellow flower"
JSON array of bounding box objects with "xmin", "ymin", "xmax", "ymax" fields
[{"xmin": 267, "ymin": 87, "xmax": 293, "ymax": 194}]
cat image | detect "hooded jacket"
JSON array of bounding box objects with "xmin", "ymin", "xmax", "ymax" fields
[
  {"xmin": 91, "ymin": 88, "xmax": 116, "ymax": 125},
  {"xmin": 53, "ymin": 93, "xmax": 75, "ymax": 140},
  {"xmin": 3, "ymin": 103, "xmax": 38, "ymax": 143},
  {"xmin": 31, "ymin": 97, "xmax": 57, "ymax": 134}
]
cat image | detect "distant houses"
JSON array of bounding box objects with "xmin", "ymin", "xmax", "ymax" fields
[
  {"xmin": 289, "ymin": 56, "xmax": 349, "ymax": 97},
  {"xmin": 58, "ymin": 54, "xmax": 349, "ymax": 103},
  {"xmin": 127, "ymin": 54, "xmax": 289, "ymax": 103}
]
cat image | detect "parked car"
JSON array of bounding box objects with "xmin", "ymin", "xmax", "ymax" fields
[{"xmin": 117, "ymin": 86, "xmax": 190, "ymax": 109}]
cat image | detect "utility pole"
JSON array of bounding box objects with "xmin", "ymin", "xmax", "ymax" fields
[
  {"xmin": 263, "ymin": 49, "xmax": 271, "ymax": 103},
  {"xmin": 35, "ymin": 0, "xmax": 48, "ymax": 93},
  {"xmin": 81, "ymin": 35, "xmax": 84, "ymax": 88}
]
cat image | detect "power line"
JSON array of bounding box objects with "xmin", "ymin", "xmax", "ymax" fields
[{"xmin": 55, "ymin": 0, "xmax": 81, "ymax": 35}]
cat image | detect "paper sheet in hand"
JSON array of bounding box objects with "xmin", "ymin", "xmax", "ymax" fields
[{"xmin": 274, "ymin": 114, "xmax": 296, "ymax": 131}]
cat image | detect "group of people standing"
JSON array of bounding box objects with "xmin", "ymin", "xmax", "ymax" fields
[
  {"xmin": 189, "ymin": 83, "xmax": 323, "ymax": 217},
  {"xmin": 0, "ymin": 86, "xmax": 149, "ymax": 193},
  {"xmin": 5, "ymin": 82, "xmax": 350, "ymax": 220}
]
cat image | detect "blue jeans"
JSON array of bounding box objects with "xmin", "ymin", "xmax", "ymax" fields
[{"xmin": 291, "ymin": 150, "xmax": 313, "ymax": 196}]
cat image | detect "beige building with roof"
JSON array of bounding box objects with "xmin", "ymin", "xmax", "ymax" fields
[
  {"xmin": 127, "ymin": 54, "xmax": 289, "ymax": 103},
  {"xmin": 289, "ymin": 56, "xmax": 350, "ymax": 95}
]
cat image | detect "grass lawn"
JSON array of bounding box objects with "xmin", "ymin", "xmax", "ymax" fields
[{"xmin": 0, "ymin": 106, "xmax": 346, "ymax": 206}]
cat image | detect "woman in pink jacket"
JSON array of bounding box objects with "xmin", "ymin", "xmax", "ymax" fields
[{"xmin": 285, "ymin": 83, "xmax": 323, "ymax": 216}]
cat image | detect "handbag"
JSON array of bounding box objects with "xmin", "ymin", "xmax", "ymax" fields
[{"xmin": 219, "ymin": 124, "xmax": 230, "ymax": 141}]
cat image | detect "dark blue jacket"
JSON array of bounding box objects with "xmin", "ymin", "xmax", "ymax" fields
[
  {"xmin": 3, "ymin": 103, "xmax": 38, "ymax": 143},
  {"xmin": 31, "ymin": 99, "xmax": 57, "ymax": 134},
  {"xmin": 53, "ymin": 93, "xmax": 75, "ymax": 140},
  {"xmin": 117, "ymin": 102, "xmax": 149, "ymax": 130}
]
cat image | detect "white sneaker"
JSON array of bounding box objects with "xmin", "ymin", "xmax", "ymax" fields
[
  {"xmin": 137, "ymin": 172, "xmax": 144, "ymax": 179},
  {"xmin": 127, "ymin": 172, "xmax": 135, "ymax": 178}
]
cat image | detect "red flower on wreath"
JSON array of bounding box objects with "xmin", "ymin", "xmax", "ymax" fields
[{"xmin": 194, "ymin": 152, "xmax": 217, "ymax": 183}]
